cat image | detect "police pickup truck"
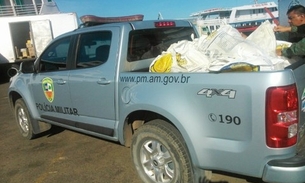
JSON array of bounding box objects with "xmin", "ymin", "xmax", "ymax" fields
[{"xmin": 7, "ymin": 15, "xmax": 305, "ymax": 183}]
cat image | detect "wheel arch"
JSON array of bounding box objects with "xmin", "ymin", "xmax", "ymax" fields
[
  {"xmin": 122, "ymin": 109, "xmax": 168, "ymax": 146},
  {"xmin": 8, "ymin": 90, "xmax": 22, "ymax": 110},
  {"xmin": 8, "ymin": 89, "xmax": 43, "ymax": 135},
  {"xmin": 120, "ymin": 106, "xmax": 199, "ymax": 167},
  {"xmin": 8, "ymin": 88, "xmax": 39, "ymax": 118}
]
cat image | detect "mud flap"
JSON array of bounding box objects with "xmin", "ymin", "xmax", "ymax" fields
[
  {"xmin": 194, "ymin": 167, "xmax": 212, "ymax": 183},
  {"xmin": 31, "ymin": 119, "xmax": 51, "ymax": 134}
]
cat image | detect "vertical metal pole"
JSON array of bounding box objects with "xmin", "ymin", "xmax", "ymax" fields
[
  {"xmin": 32, "ymin": 0, "xmax": 38, "ymax": 14},
  {"xmin": 9, "ymin": 0, "xmax": 16, "ymax": 16}
]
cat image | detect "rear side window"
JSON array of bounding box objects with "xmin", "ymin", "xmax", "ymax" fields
[
  {"xmin": 76, "ymin": 31, "xmax": 112, "ymax": 68},
  {"xmin": 127, "ymin": 27, "xmax": 196, "ymax": 62}
]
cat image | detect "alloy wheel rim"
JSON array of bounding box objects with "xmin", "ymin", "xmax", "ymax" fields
[
  {"xmin": 17, "ymin": 107, "xmax": 29, "ymax": 133},
  {"xmin": 140, "ymin": 140, "xmax": 175, "ymax": 182}
]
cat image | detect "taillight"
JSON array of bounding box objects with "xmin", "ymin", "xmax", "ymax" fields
[
  {"xmin": 154, "ymin": 21, "xmax": 176, "ymax": 27},
  {"xmin": 266, "ymin": 84, "xmax": 298, "ymax": 148}
]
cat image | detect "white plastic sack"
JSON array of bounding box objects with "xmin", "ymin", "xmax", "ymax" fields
[
  {"xmin": 246, "ymin": 21, "xmax": 277, "ymax": 57},
  {"xmin": 197, "ymin": 22, "xmax": 276, "ymax": 71},
  {"xmin": 149, "ymin": 20, "xmax": 291, "ymax": 73},
  {"xmin": 167, "ymin": 40, "xmax": 210, "ymax": 72}
]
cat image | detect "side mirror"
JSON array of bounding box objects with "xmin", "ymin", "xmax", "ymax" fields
[{"xmin": 20, "ymin": 61, "xmax": 35, "ymax": 73}]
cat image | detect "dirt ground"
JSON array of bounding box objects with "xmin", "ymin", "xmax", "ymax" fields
[{"xmin": 0, "ymin": 77, "xmax": 249, "ymax": 183}]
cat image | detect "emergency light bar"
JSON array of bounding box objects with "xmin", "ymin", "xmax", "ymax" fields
[{"xmin": 80, "ymin": 14, "xmax": 144, "ymax": 27}]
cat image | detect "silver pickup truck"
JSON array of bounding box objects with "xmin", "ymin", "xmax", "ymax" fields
[{"xmin": 7, "ymin": 16, "xmax": 305, "ymax": 183}]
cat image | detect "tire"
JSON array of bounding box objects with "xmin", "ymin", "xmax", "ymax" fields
[
  {"xmin": 14, "ymin": 98, "xmax": 35, "ymax": 139},
  {"xmin": 131, "ymin": 119, "xmax": 194, "ymax": 183}
]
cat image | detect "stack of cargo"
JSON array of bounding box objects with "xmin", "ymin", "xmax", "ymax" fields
[
  {"xmin": 26, "ymin": 40, "xmax": 35, "ymax": 57},
  {"xmin": 20, "ymin": 48, "xmax": 28, "ymax": 58},
  {"xmin": 150, "ymin": 21, "xmax": 291, "ymax": 73},
  {"xmin": 18, "ymin": 40, "xmax": 35, "ymax": 59}
]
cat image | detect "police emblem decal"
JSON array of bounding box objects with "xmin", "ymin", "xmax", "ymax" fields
[{"xmin": 42, "ymin": 77, "xmax": 54, "ymax": 103}]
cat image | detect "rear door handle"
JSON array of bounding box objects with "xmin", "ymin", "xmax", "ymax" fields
[{"xmin": 97, "ymin": 78, "xmax": 111, "ymax": 85}]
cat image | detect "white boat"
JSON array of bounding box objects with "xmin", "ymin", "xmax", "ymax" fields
[{"xmin": 190, "ymin": 1, "xmax": 278, "ymax": 35}]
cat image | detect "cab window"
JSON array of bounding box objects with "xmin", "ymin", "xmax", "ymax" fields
[
  {"xmin": 76, "ymin": 31, "xmax": 112, "ymax": 68},
  {"xmin": 39, "ymin": 36, "xmax": 71, "ymax": 72},
  {"xmin": 127, "ymin": 27, "xmax": 196, "ymax": 62}
]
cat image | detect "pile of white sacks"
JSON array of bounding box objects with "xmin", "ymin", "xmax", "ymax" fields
[{"xmin": 149, "ymin": 21, "xmax": 291, "ymax": 73}]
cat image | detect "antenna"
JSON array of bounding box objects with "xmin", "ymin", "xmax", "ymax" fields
[
  {"xmin": 254, "ymin": 0, "xmax": 258, "ymax": 4},
  {"xmin": 158, "ymin": 12, "xmax": 163, "ymax": 20}
]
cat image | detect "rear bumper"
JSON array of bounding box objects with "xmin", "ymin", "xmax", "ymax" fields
[{"xmin": 262, "ymin": 156, "xmax": 305, "ymax": 183}]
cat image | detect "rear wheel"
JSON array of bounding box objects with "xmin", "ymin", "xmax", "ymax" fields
[
  {"xmin": 14, "ymin": 98, "xmax": 35, "ymax": 139},
  {"xmin": 131, "ymin": 119, "xmax": 194, "ymax": 183}
]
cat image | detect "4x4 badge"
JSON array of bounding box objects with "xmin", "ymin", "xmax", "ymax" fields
[{"xmin": 42, "ymin": 77, "xmax": 54, "ymax": 103}]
